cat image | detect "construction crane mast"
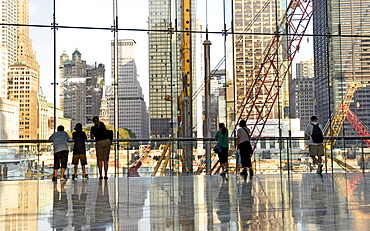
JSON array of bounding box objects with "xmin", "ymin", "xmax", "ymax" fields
[{"xmin": 179, "ymin": 0, "xmax": 193, "ymax": 172}]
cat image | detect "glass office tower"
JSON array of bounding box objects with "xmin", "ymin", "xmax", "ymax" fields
[{"xmin": 314, "ymin": 0, "xmax": 370, "ymax": 135}]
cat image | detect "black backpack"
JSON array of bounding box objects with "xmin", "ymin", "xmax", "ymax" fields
[{"xmin": 311, "ymin": 123, "xmax": 324, "ymax": 143}]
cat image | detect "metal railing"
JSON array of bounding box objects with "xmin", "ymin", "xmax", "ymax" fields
[{"xmin": 0, "ymin": 136, "xmax": 369, "ymax": 179}]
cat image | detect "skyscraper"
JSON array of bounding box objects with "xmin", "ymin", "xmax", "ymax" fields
[
  {"xmin": 314, "ymin": 0, "xmax": 370, "ymax": 134},
  {"xmin": 109, "ymin": 39, "xmax": 149, "ymax": 138},
  {"xmin": 233, "ymin": 0, "xmax": 283, "ymax": 123},
  {"xmin": 6, "ymin": 0, "xmax": 40, "ymax": 140},
  {"xmin": 0, "ymin": 0, "xmax": 17, "ymax": 66},
  {"xmin": 86, "ymin": 63, "xmax": 105, "ymax": 121},
  {"xmin": 8, "ymin": 64, "xmax": 39, "ymax": 139},
  {"xmin": 148, "ymin": 0, "xmax": 198, "ymax": 138},
  {"xmin": 59, "ymin": 50, "xmax": 105, "ymax": 127},
  {"xmin": 290, "ymin": 60, "xmax": 315, "ymax": 130},
  {"xmin": 0, "ymin": 45, "xmax": 19, "ymax": 140},
  {"xmin": 148, "ymin": 0, "xmax": 174, "ymax": 137}
]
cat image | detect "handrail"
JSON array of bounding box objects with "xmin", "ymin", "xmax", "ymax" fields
[{"xmin": 1, "ymin": 136, "xmax": 370, "ymax": 144}]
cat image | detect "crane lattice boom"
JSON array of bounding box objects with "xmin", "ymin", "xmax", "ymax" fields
[{"xmin": 237, "ymin": 0, "xmax": 318, "ymax": 140}]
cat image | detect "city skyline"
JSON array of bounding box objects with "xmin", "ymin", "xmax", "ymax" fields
[
  {"xmin": 28, "ymin": 0, "xmax": 255, "ymax": 108},
  {"xmin": 3, "ymin": 1, "xmax": 318, "ymax": 140}
]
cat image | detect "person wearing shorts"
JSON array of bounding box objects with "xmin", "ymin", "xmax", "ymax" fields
[
  {"xmin": 90, "ymin": 116, "xmax": 111, "ymax": 179},
  {"xmin": 49, "ymin": 125, "xmax": 70, "ymax": 181},
  {"xmin": 72, "ymin": 123, "xmax": 88, "ymax": 180},
  {"xmin": 305, "ymin": 116, "xmax": 325, "ymax": 174},
  {"xmin": 215, "ymin": 123, "xmax": 229, "ymax": 175}
]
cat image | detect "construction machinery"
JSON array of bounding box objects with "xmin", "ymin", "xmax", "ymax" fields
[
  {"xmin": 234, "ymin": 0, "xmax": 368, "ymax": 172},
  {"xmin": 178, "ymin": 0, "xmax": 193, "ymax": 173},
  {"xmin": 236, "ymin": 0, "xmax": 317, "ymax": 141},
  {"xmin": 321, "ymin": 82, "xmax": 366, "ymax": 171},
  {"xmin": 323, "ymin": 82, "xmax": 366, "ymax": 150}
]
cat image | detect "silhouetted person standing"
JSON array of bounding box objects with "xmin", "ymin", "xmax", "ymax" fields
[
  {"xmin": 90, "ymin": 116, "xmax": 111, "ymax": 179},
  {"xmin": 72, "ymin": 123, "xmax": 88, "ymax": 180},
  {"xmin": 237, "ymin": 120, "xmax": 253, "ymax": 176},
  {"xmin": 215, "ymin": 123, "xmax": 229, "ymax": 175},
  {"xmin": 49, "ymin": 125, "xmax": 70, "ymax": 181}
]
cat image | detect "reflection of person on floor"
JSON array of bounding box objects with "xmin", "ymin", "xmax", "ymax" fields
[
  {"xmin": 49, "ymin": 183, "xmax": 68, "ymax": 230},
  {"xmin": 238, "ymin": 180, "xmax": 254, "ymax": 229},
  {"xmin": 311, "ymin": 179, "xmax": 327, "ymax": 225},
  {"xmin": 72, "ymin": 181, "xmax": 87, "ymax": 229},
  {"xmin": 91, "ymin": 180, "xmax": 113, "ymax": 229},
  {"xmin": 215, "ymin": 180, "xmax": 231, "ymax": 230}
]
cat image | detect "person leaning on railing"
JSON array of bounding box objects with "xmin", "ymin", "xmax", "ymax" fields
[
  {"xmin": 90, "ymin": 116, "xmax": 111, "ymax": 180},
  {"xmin": 49, "ymin": 125, "xmax": 70, "ymax": 181}
]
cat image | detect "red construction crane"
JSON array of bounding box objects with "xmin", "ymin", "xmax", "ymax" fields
[
  {"xmin": 236, "ymin": 0, "xmax": 318, "ymax": 143},
  {"xmin": 343, "ymin": 105, "xmax": 370, "ymax": 147}
]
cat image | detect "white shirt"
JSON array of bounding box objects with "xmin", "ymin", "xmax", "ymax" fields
[
  {"xmin": 49, "ymin": 131, "xmax": 70, "ymax": 153},
  {"xmin": 237, "ymin": 126, "xmax": 251, "ymax": 143},
  {"xmin": 304, "ymin": 122, "xmax": 324, "ymax": 145}
]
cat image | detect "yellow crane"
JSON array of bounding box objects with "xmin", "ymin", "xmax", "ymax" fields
[
  {"xmin": 323, "ymin": 82, "xmax": 366, "ymax": 146},
  {"xmin": 178, "ymin": 0, "xmax": 193, "ymax": 172},
  {"xmin": 323, "ymin": 82, "xmax": 366, "ymax": 171}
]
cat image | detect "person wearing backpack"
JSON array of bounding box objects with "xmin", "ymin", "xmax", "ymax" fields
[{"xmin": 304, "ymin": 116, "xmax": 324, "ymax": 174}]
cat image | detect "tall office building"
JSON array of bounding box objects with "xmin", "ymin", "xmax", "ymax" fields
[
  {"xmin": 109, "ymin": 39, "xmax": 149, "ymax": 138},
  {"xmin": 290, "ymin": 60, "xmax": 315, "ymax": 130},
  {"xmin": 148, "ymin": 0, "xmax": 197, "ymax": 138},
  {"xmin": 59, "ymin": 50, "xmax": 105, "ymax": 127},
  {"xmin": 59, "ymin": 50, "xmax": 86, "ymax": 127},
  {"xmin": 148, "ymin": 0, "xmax": 174, "ymax": 137},
  {"xmin": 0, "ymin": 46, "xmax": 7, "ymax": 98},
  {"xmin": 86, "ymin": 63, "xmax": 105, "ymax": 121},
  {"xmin": 0, "ymin": 0, "xmax": 17, "ymax": 66},
  {"xmin": 17, "ymin": 0, "xmax": 39, "ymax": 74},
  {"xmin": 314, "ymin": 1, "xmax": 370, "ymax": 134},
  {"xmin": 8, "ymin": 64, "xmax": 39, "ymax": 139},
  {"xmin": 6, "ymin": 0, "xmax": 40, "ymax": 140},
  {"xmin": 233, "ymin": 0, "xmax": 284, "ymax": 123},
  {"xmin": 296, "ymin": 59, "xmax": 314, "ymax": 79},
  {"xmin": 0, "ymin": 46, "xmax": 19, "ymax": 139}
]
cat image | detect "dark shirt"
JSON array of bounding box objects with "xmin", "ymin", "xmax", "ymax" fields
[
  {"xmin": 72, "ymin": 131, "xmax": 87, "ymax": 154},
  {"xmin": 91, "ymin": 124, "xmax": 109, "ymax": 142}
]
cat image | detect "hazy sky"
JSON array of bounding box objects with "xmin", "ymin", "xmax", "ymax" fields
[{"xmin": 28, "ymin": 0, "xmax": 311, "ymax": 105}]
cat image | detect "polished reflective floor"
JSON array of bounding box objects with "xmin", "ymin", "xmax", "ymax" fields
[{"xmin": 0, "ymin": 172, "xmax": 370, "ymax": 230}]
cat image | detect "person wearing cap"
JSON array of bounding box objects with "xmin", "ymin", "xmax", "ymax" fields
[{"xmin": 72, "ymin": 123, "xmax": 88, "ymax": 180}]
